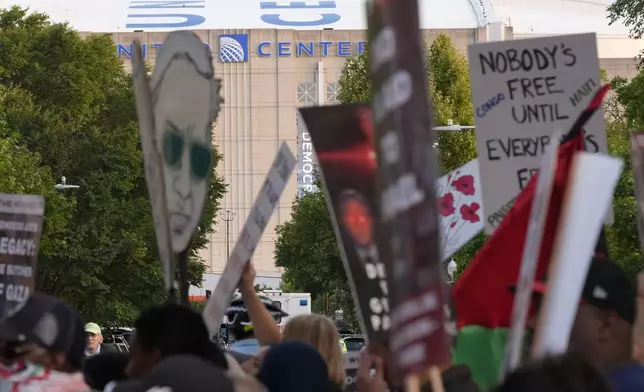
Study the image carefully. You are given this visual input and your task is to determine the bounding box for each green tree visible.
[604,71,644,277]
[608,1,644,66]
[0,6,226,325]
[0,133,75,263]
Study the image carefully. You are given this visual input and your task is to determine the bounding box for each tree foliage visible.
[608,0,644,66]
[605,71,644,277]
[0,6,226,325]
[276,35,483,328]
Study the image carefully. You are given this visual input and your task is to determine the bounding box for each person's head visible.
[0,292,85,373]
[493,353,610,392]
[524,257,635,371]
[84,351,128,390]
[282,314,345,386]
[257,341,332,392]
[114,355,235,392]
[226,295,287,342]
[84,322,103,353]
[126,303,227,379]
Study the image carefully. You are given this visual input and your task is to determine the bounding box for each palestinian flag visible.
[450,84,611,390]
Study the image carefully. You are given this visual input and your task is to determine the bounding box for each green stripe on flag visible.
[452,326,509,391]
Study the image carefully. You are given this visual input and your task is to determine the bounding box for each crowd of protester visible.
[1,260,644,392]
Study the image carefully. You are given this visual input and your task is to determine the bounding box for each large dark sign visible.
[299,104,390,344]
[0,194,44,321]
[366,0,451,377]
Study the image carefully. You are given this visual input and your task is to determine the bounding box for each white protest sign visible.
[502,130,561,377]
[532,152,622,359]
[437,159,484,260]
[203,143,296,334]
[468,33,609,233]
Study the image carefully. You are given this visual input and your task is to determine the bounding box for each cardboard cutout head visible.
[151,31,222,252]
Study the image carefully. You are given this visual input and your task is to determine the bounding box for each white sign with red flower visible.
[436,159,484,260]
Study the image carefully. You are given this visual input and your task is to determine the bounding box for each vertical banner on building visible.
[367,0,451,379]
[297,112,319,198]
[299,104,390,344]
[467,33,610,233]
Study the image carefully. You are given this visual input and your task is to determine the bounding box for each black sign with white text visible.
[299,104,390,344]
[0,194,44,321]
[367,0,451,378]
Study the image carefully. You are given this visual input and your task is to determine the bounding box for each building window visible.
[326,83,339,103]
[297,83,317,107]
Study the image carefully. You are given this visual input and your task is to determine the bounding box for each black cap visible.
[579,257,635,324]
[113,355,234,392]
[0,292,86,367]
[510,257,636,324]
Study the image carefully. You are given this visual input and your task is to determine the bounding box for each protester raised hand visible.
[238,261,257,293]
[357,351,387,392]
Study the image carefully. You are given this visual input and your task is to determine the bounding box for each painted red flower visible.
[460,202,481,223]
[439,193,455,217]
[452,175,475,196]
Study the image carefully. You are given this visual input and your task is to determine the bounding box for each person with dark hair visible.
[84,351,128,390]
[493,353,611,392]
[0,292,90,391]
[257,341,332,392]
[518,257,644,392]
[125,302,227,379]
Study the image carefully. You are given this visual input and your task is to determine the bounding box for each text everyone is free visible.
[476,45,577,124]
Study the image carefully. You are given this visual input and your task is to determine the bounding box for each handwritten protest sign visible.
[468,33,609,233]
[0,194,44,321]
[202,143,295,335]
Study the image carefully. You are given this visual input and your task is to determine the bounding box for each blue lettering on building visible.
[255,40,367,58]
[259,0,341,27]
[125,0,205,29]
[117,42,211,58]
[118,38,367,59]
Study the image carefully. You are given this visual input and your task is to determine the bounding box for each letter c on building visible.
[258,42,271,57]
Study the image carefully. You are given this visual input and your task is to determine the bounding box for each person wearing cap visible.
[84,322,117,357]
[518,256,644,392]
[0,292,91,391]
